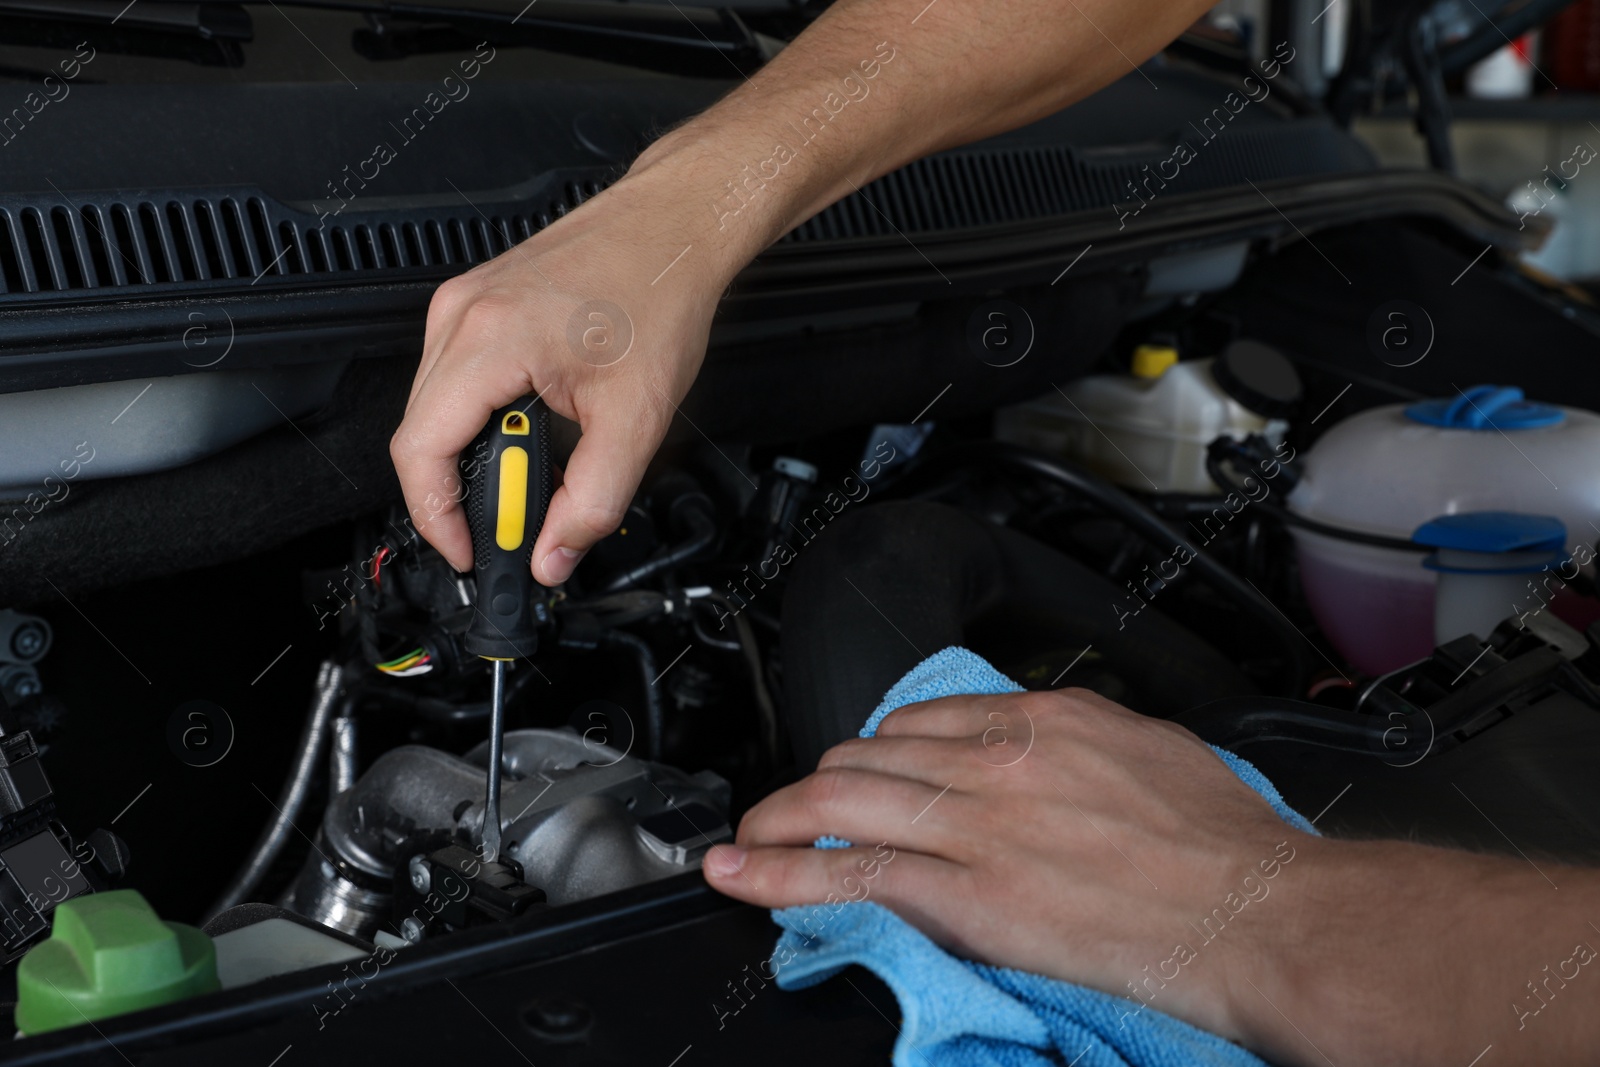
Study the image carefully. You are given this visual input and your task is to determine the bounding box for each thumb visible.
[532,398,666,586]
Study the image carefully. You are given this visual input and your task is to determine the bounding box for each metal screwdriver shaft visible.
[461,396,552,868]
[484,660,507,862]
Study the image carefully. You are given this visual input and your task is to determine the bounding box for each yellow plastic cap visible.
[1131,344,1178,379]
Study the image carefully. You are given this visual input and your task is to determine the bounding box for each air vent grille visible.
[0,175,609,297]
[784,125,1371,242]
[0,124,1368,298]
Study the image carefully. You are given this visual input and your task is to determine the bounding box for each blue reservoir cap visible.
[1404,385,1564,430]
[1413,511,1566,553]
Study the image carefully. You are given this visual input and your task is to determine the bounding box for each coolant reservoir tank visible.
[993,340,1297,494]
[1287,385,1600,674]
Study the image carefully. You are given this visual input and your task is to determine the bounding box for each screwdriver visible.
[462,395,553,864]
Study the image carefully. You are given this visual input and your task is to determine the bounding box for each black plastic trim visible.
[4,871,738,1064]
[0,169,1533,394]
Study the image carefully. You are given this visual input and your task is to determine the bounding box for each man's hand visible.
[703,688,1600,1066]
[390,172,738,585]
[705,689,1297,1042]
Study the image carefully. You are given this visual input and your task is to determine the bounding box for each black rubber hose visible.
[604,630,663,760]
[1205,440,1424,553]
[901,443,1312,692]
[602,507,717,592]
[1171,695,1420,754]
[705,591,779,759]
[690,601,743,652]
[205,660,342,922]
[781,501,1255,769]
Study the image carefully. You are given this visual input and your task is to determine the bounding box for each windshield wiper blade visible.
[0,0,252,39]
[0,0,778,77]
[356,0,777,77]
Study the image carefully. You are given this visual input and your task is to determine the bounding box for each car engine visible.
[2,6,1599,1056]
[6,279,1600,1060]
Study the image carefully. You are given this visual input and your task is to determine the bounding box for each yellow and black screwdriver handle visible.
[462,396,553,661]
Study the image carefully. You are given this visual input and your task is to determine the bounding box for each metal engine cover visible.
[297,729,731,938]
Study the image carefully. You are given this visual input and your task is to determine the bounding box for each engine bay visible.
[3,206,1600,1064]
[0,6,1599,1045]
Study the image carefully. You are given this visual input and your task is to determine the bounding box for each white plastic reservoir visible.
[995,342,1291,494]
[1287,386,1600,675]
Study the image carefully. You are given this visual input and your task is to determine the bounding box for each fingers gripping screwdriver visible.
[462,396,553,864]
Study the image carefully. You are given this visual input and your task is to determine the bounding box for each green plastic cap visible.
[15,889,220,1036]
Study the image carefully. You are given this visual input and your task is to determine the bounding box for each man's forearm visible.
[1234,838,1600,1066]
[620,0,1216,286]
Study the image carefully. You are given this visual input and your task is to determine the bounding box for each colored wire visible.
[375,647,433,676]
[371,545,392,589]
[382,662,434,677]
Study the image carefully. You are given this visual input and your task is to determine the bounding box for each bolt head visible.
[12,624,45,659]
[400,917,425,943]
[408,856,429,893]
[522,997,593,1042]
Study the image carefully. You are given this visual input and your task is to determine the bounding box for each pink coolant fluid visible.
[1293,541,1435,675]
[1287,386,1600,677]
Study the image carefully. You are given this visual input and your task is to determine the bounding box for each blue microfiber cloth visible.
[770,646,1316,1067]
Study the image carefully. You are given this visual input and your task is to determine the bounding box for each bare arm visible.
[391,0,1216,580]
[705,689,1600,1066]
